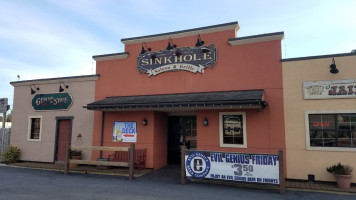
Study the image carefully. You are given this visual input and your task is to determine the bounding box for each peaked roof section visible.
[92,21,284,61]
[86,90,267,111]
[121,21,239,45]
[228,32,284,46]
[10,75,99,86]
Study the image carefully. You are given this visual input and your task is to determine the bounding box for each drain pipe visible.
[100,111,105,158]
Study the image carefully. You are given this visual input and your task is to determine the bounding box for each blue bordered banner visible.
[185,150,280,184]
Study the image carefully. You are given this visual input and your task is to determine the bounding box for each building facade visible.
[88,22,286,170]
[10,75,99,162]
[282,53,356,183]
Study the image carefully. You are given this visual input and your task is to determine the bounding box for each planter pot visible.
[334,174,352,189]
[69,156,81,168]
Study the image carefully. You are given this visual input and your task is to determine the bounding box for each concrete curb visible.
[1,163,148,177]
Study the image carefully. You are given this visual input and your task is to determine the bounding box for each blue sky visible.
[1,0,356,114]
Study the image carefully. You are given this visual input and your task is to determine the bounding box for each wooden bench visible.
[108,148,146,170]
[64,144,136,180]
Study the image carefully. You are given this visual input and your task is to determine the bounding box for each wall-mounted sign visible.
[113,122,137,142]
[137,44,217,77]
[32,93,72,111]
[0,98,8,113]
[303,79,356,99]
[185,150,279,184]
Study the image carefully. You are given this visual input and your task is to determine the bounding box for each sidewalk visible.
[6,162,356,194]
[7,161,151,177]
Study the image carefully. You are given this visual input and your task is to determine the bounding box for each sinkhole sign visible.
[137,44,217,77]
[185,150,280,184]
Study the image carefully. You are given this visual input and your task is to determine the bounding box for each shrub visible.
[326,162,353,175]
[1,145,21,163]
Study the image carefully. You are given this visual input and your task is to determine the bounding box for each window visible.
[307,113,356,149]
[28,116,42,141]
[183,118,197,150]
[219,112,247,148]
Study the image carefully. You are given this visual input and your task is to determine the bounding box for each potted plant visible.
[326,162,353,189]
[69,150,82,168]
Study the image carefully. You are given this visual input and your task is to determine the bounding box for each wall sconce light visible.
[140,42,151,55]
[30,84,39,95]
[203,117,208,126]
[175,49,182,56]
[195,34,205,47]
[142,118,148,126]
[150,53,157,61]
[59,82,69,92]
[330,57,339,74]
[202,48,210,53]
[166,37,177,50]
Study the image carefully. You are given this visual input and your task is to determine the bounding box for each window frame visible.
[219,112,247,148]
[27,116,43,141]
[305,110,356,152]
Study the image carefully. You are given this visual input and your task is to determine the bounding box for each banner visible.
[113,122,137,142]
[185,150,279,184]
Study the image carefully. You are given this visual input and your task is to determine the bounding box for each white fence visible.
[0,128,11,162]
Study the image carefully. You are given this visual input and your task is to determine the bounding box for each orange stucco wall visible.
[92,28,285,170]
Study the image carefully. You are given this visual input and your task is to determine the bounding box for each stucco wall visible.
[91,111,168,169]
[283,54,356,183]
[11,77,97,162]
[92,27,285,169]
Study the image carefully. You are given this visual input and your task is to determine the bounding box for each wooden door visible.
[56,120,72,161]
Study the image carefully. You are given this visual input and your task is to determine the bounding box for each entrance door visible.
[56,119,72,162]
[167,116,196,165]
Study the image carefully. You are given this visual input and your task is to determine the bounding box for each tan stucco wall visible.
[10,76,97,162]
[282,54,356,183]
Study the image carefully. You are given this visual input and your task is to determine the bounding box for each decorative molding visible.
[10,75,99,87]
[228,32,284,46]
[121,22,240,45]
[92,52,129,61]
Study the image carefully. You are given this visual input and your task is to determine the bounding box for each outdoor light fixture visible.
[195,34,205,47]
[202,48,210,53]
[30,84,39,95]
[140,42,151,55]
[142,118,148,126]
[175,49,182,56]
[150,53,157,60]
[203,117,208,126]
[166,37,177,50]
[330,57,339,74]
[59,82,69,92]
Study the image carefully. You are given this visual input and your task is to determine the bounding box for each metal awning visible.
[85,90,267,111]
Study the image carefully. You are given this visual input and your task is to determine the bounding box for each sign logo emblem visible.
[186,152,211,178]
[137,44,217,77]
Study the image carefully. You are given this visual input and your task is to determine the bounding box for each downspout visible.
[100,111,105,158]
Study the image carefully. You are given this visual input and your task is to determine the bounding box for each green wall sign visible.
[32,93,73,111]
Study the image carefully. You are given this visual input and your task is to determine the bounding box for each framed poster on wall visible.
[113,122,137,142]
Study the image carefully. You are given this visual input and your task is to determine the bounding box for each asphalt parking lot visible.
[0,165,355,200]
